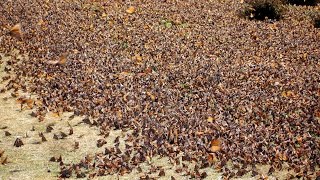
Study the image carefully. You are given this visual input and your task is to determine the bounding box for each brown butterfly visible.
[46,53,67,65]
[9,23,23,39]
[14,138,24,147]
[210,139,221,152]
[16,96,33,110]
[1,156,8,165]
[39,132,47,142]
[0,150,4,157]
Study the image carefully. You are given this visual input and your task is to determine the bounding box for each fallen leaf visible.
[126,6,135,14]
[207,116,214,123]
[165,21,172,28]
[210,139,221,152]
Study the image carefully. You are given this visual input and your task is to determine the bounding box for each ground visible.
[0,0,319,179]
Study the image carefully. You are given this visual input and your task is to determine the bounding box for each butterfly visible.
[46,53,68,65]
[210,139,221,152]
[9,23,23,39]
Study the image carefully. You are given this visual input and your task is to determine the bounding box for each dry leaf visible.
[126,6,135,14]
[9,23,23,39]
[210,139,221,152]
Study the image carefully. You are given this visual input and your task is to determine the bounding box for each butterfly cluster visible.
[0,0,319,179]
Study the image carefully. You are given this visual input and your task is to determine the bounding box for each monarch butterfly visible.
[9,23,23,39]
